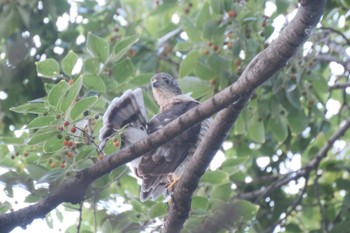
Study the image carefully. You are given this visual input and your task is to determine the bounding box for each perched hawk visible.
[99,73,211,201]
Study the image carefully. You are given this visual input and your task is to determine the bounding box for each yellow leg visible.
[167,174,180,192]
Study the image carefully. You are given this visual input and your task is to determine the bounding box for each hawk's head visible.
[151,73,182,108]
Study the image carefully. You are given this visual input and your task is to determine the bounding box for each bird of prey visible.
[99,73,211,201]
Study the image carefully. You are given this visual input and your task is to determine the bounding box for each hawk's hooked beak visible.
[152,80,160,88]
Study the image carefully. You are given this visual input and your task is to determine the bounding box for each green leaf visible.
[10,102,48,114]
[201,170,228,184]
[35,58,60,78]
[194,60,217,80]
[247,114,265,143]
[211,183,233,201]
[70,96,98,120]
[286,88,301,109]
[26,116,56,129]
[62,50,79,76]
[221,158,249,169]
[44,137,64,153]
[211,0,223,14]
[86,32,109,63]
[60,76,83,112]
[28,127,57,145]
[26,164,49,180]
[179,51,200,78]
[232,200,259,221]
[55,209,63,223]
[203,20,218,40]
[101,219,113,233]
[192,196,209,210]
[178,76,211,99]
[207,53,230,73]
[120,175,139,197]
[84,57,100,74]
[287,111,308,134]
[276,0,289,14]
[37,168,64,184]
[0,137,25,145]
[82,74,106,92]
[0,202,11,214]
[112,58,135,83]
[48,80,69,108]
[110,35,139,63]
[269,116,288,142]
[181,16,201,42]
[196,3,210,29]
[149,203,167,218]
[234,114,246,135]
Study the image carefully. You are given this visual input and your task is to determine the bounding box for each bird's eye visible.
[164,79,170,84]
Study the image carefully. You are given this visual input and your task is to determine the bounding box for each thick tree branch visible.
[163,0,326,232]
[0,0,326,232]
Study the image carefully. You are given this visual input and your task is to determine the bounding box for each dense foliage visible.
[0,0,349,232]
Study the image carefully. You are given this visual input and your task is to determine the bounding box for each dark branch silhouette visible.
[0,0,326,232]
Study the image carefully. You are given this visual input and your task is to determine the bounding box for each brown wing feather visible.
[138,101,201,200]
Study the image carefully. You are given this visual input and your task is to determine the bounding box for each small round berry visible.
[50,161,56,169]
[63,140,69,146]
[228,10,237,18]
[64,121,69,127]
[113,140,120,148]
[70,127,76,133]
[235,59,241,67]
[67,151,74,158]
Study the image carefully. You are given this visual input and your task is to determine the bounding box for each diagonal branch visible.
[0,0,326,232]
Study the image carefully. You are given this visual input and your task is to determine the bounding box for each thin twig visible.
[262,174,310,233]
[330,82,350,90]
[319,27,350,45]
[314,168,329,233]
[77,201,83,233]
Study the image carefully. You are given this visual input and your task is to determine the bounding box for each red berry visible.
[228,10,237,18]
[68,141,74,147]
[67,151,74,158]
[64,121,69,127]
[60,162,65,169]
[50,162,56,168]
[63,140,69,146]
[70,127,76,133]
[57,126,64,131]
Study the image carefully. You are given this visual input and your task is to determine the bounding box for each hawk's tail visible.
[99,88,148,151]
